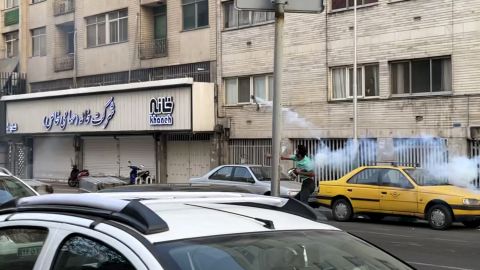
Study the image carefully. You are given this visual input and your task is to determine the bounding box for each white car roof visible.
[1,192,339,244]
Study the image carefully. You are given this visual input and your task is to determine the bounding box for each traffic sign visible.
[235,0,324,13]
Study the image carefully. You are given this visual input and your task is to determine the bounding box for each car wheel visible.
[264,191,271,196]
[332,198,353,222]
[462,220,480,228]
[427,204,452,230]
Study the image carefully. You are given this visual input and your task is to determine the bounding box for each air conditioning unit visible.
[468,126,480,140]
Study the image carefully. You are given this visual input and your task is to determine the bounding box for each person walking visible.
[281,145,316,204]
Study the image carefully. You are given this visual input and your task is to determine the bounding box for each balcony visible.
[54,54,74,72]
[0,72,26,95]
[3,7,19,28]
[54,0,75,16]
[138,38,167,60]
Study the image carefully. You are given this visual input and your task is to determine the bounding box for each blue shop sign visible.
[149,96,174,126]
[43,97,116,131]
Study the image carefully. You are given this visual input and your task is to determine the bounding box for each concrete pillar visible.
[74,136,83,169]
[448,138,468,158]
[377,137,395,163]
[156,134,167,184]
[210,133,221,169]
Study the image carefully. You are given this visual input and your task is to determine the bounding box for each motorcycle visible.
[68,165,90,187]
[128,161,152,185]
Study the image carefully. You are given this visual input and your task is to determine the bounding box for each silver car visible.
[190,165,302,197]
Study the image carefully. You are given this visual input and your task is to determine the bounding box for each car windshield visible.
[404,169,450,186]
[0,176,36,204]
[249,167,290,181]
[154,230,413,270]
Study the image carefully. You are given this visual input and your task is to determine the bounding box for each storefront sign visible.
[149,96,174,126]
[43,97,116,131]
[6,123,18,134]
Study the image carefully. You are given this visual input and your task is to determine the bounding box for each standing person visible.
[281,145,315,204]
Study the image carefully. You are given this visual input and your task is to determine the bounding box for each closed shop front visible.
[33,137,75,180]
[3,79,216,181]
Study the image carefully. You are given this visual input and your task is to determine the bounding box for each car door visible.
[0,224,51,270]
[41,224,149,270]
[206,166,235,187]
[345,168,381,212]
[378,169,418,214]
[230,167,263,194]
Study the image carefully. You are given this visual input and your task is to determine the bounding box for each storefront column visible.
[156,134,167,184]
[74,136,83,169]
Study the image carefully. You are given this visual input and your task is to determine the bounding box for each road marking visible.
[408,262,473,270]
[349,230,413,238]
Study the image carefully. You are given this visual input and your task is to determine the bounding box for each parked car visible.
[317,165,480,230]
[0,168,38,204]
[190,165,302,197]
[0,192,414,269]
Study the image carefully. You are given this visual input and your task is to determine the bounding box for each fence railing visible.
[0,72,26,95]
[138,38,168,60]
[54,54,74,72]
[54,0,75,16]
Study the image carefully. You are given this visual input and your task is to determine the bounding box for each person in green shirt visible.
[281,145,316,204]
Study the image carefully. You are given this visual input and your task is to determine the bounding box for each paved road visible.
[323,216,480,270]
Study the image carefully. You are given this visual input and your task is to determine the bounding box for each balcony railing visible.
[54,54,74,72]
[138,38,167,60]
[0,72,26,95]
[3,7,19,27]
[54,0,75,16]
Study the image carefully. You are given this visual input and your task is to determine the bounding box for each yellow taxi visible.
[317,165,480,230]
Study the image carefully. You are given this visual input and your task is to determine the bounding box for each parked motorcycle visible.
[68,165,90,187]
[128,161,152,185]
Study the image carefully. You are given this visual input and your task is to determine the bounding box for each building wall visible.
[220,0,480,149]
[24,0,217,84]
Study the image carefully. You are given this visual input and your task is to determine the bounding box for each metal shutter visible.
[118,136,156,180]
[83,137,119,177]
[33,137,75,180]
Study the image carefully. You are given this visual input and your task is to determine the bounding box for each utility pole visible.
[271,0,285,197]
[353,0,358,142]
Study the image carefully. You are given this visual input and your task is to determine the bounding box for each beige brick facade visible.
[219,0,480,156]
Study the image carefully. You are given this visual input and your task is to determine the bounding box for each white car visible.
[0,168,38,204]
[0,192,414,270]
[190,165,302,197]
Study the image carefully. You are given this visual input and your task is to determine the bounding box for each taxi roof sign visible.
[235,0,324,13]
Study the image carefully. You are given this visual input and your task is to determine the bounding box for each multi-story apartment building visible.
[1,0,219,182]
[219,0,480,180]
[2,0,480,184]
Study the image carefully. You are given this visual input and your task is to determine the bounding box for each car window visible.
[0,176,36,204]
[232,167,254,183]
[380,169,413,189]
[348,169,380,185]
[0,227,48,270]
[51,234,135,270]
[154,230,413,270]
[209,167,234,181]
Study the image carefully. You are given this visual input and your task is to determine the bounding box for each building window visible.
[4,0,18,9]
[331,64,379,100]
[225,74,273,105]
[31,27,47,57]
[86,9,128,48]
[331,0,378,11]
[4,31,18,58]
[182,0,208,30]
[223,1,274,29]
[391,57,452,95]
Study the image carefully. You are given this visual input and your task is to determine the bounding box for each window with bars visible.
[331,0,378,11]
[331,64,379,100]
[391,57,452,95]
[31,27,47,57]
[182,0,208,30]
[86,9,128,48]
[223,1,274,29]
[225,74,273,105]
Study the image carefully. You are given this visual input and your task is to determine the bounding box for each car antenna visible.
[185,203,275,229]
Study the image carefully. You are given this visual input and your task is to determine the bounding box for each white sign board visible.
[235,0,324,13]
